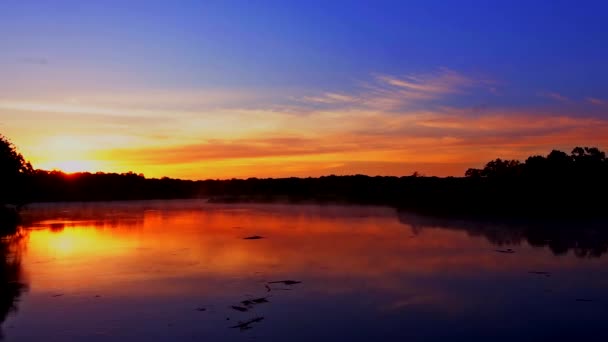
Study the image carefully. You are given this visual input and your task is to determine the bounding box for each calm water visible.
[1,200,608,341]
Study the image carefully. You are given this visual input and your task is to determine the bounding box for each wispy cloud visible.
[97,104,608,178]
[587,97,606,106]
[0,88,270,116]
[297,68,493,110]
[301,93,357,104]
[539,91,570,103]
[374,68,475,96]
[0,101,150,117]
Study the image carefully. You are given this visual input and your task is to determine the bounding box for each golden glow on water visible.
[30,227,133,257]
[4,202,608,341]
[21,203,593,297]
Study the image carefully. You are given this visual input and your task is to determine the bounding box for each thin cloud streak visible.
[539,91,570,103]
[587,97,606,106]
[296,68,493,111]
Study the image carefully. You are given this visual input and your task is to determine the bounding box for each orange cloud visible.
[91,109,608,179]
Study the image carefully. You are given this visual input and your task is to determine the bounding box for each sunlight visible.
[39,229,101,256]
[28,135,112,173]
[29,226,137,258]
[39,160,103,173]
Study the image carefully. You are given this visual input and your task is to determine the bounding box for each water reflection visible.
[2,201,608,341]
[400,212,608,258]
[0,228,27,340]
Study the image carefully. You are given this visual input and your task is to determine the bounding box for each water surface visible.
[2,200,608,341]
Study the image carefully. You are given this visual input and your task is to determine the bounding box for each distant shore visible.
[18,172,608,221]
[4,146,608,222]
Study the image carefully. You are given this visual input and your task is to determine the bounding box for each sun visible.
[27,135,112,173]
[40,160,102,173]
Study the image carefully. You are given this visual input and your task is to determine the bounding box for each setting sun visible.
[25,135,116,174]
[38,160,103,174]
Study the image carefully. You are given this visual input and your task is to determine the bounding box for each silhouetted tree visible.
[545,150,567,162]
[464,167,483,178]
[465,158,523,178]
[566,147,607,181]
[570,146,605,163]
[0,135,33,206]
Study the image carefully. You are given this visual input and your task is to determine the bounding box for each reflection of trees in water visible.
[0,228,27,340]
[399,211,608,258]
[19,203,147,232]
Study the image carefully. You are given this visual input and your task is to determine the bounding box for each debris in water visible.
[230,316,265,331]
[244,236,264,240]
[242,297,269,307]
[529,271,551,277]
[495,249,515,254]
[575,298,595,302]
[265,284,271,292]
[52,294,64,297]
[251,297,269,304]
[268,280,302,285]
[195,307,207,312]
[231,305,249,312]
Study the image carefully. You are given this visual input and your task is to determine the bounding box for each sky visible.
[1,0,607,179]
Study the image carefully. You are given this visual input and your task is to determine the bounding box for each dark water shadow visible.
[399,211,608,258]
[0,222,27,340]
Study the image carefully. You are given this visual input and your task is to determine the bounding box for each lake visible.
[1,200,608,341]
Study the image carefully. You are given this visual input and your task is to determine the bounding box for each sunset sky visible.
[1,1,607,179]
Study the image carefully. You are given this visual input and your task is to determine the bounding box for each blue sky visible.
[1,0,607,177]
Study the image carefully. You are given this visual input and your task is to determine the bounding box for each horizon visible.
[2,1,608,178]
[19,144,606,182]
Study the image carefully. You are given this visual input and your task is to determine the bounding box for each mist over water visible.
[1,200,607,341]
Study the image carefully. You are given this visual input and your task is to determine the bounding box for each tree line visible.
[2,134,608,220]
[465,147,607,179]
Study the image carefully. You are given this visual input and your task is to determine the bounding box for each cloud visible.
[96,104,608,179]
[103,137,353,165]
[297,68,493,110]
[539,91,570,103]
[0,88,271,117]
[0,101,150,117]
[587,97,606,106]
[301,93,357,104]
[375,68,474,96]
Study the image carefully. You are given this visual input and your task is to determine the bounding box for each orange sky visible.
[3,69,608,179]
